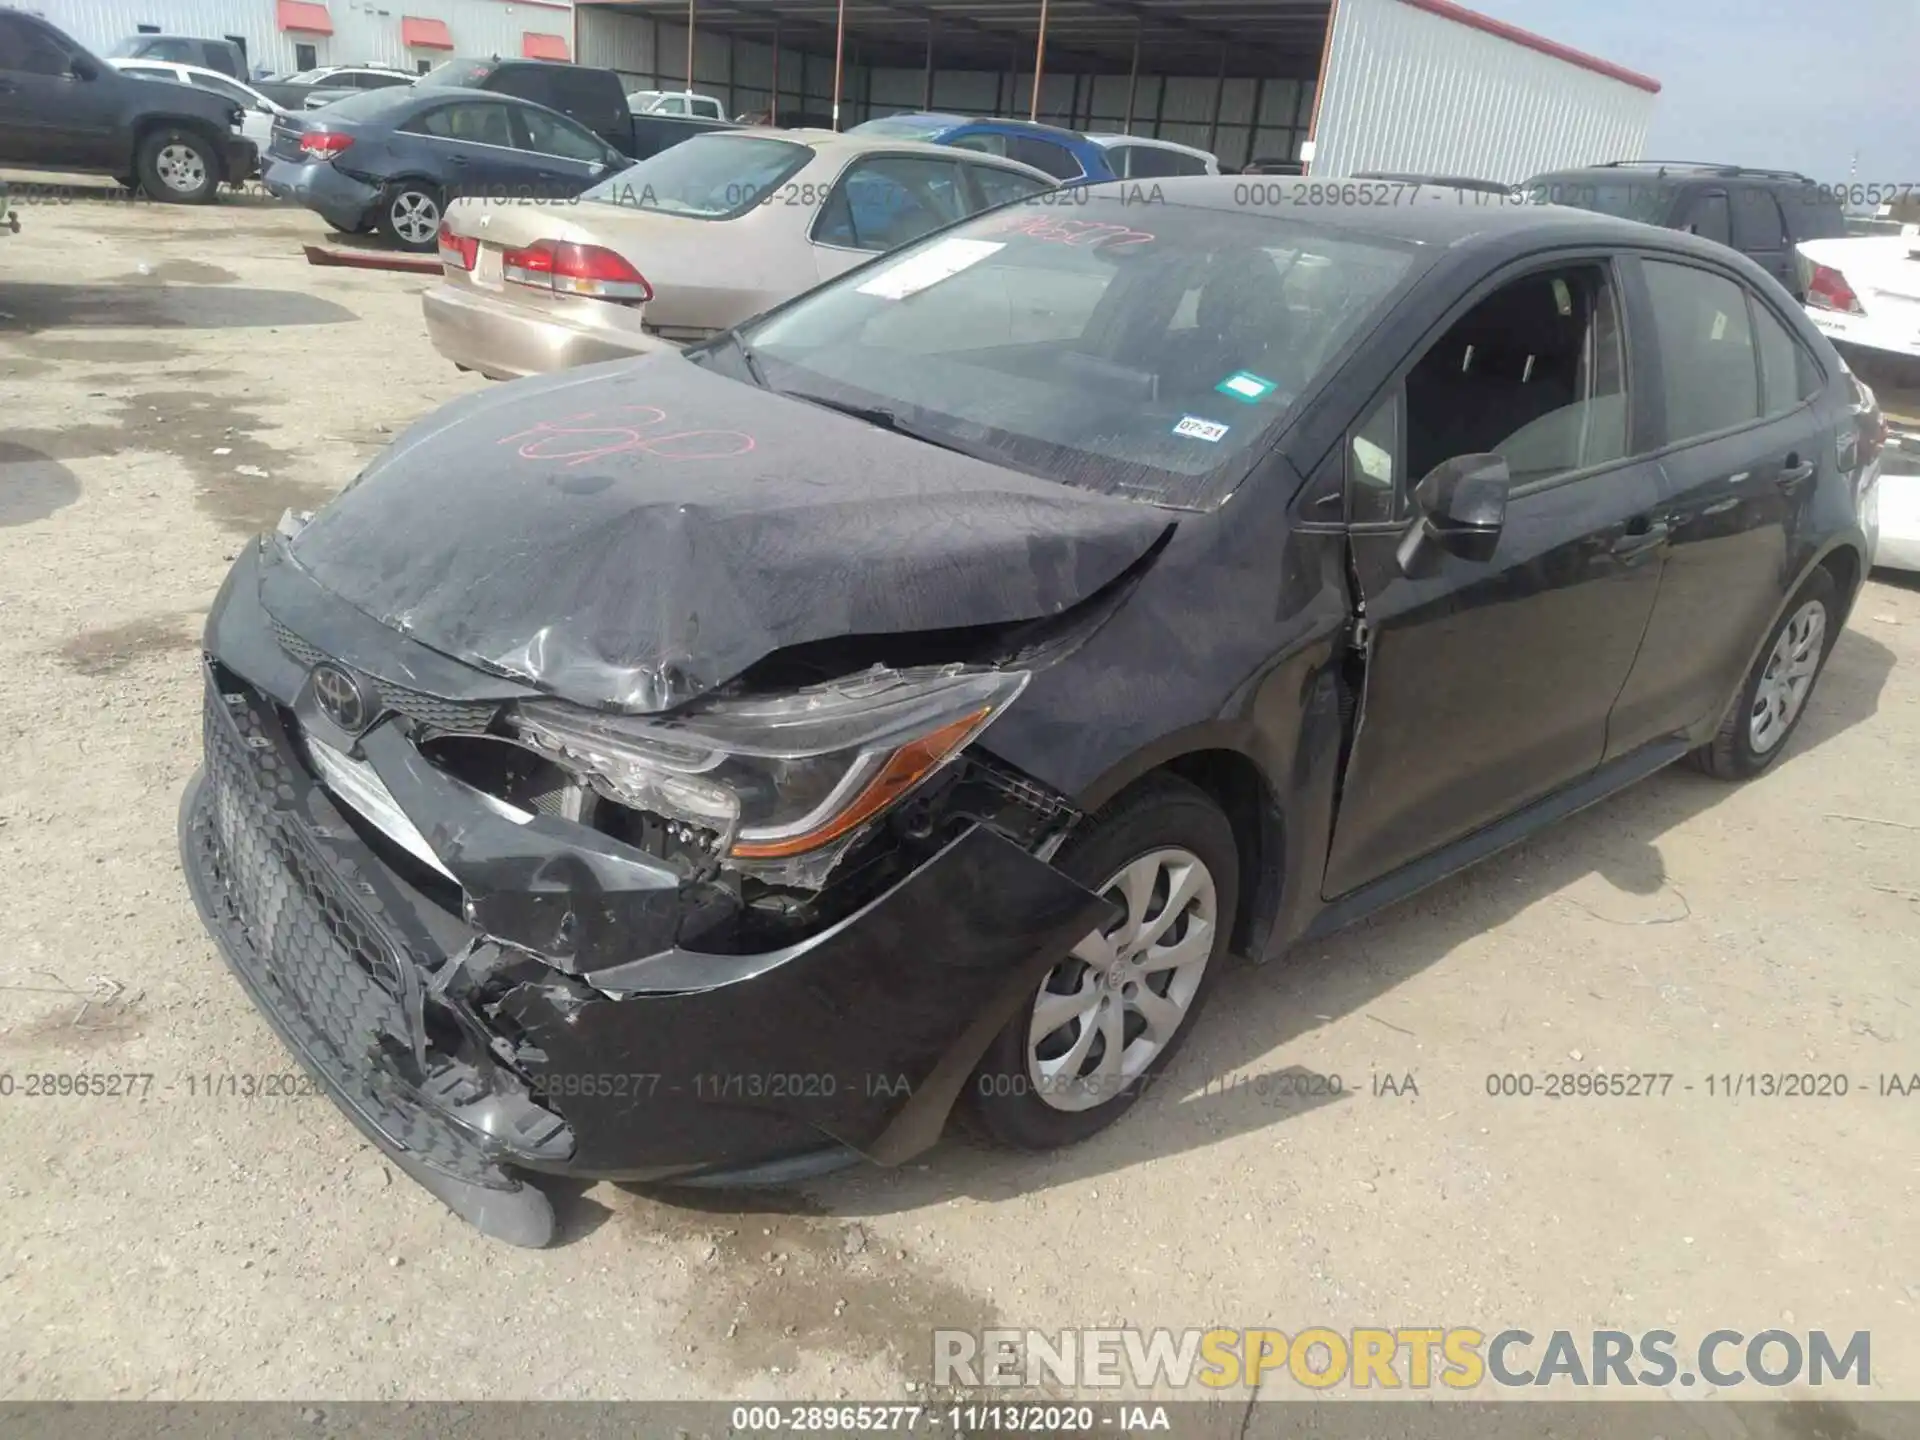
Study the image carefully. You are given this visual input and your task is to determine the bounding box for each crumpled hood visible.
[286,353,1172,712]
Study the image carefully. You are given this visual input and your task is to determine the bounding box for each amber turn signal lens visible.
[727,707,992,860]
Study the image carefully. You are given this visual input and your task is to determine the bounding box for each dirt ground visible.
[2,180,1919,1407]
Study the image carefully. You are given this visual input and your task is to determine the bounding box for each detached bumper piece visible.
[180,592,1107,1244]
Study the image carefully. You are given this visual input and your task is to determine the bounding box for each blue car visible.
[845,112,1116,183]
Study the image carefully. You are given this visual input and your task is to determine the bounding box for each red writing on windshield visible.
[496,406,756,466]
[990,212,1156,252]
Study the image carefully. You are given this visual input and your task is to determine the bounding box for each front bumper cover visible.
[178,542,1109,1244]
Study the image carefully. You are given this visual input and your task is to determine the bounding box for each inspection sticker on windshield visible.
[1173,416,1230,443]
[1215,371,1278,403]
[856,239,1006,300]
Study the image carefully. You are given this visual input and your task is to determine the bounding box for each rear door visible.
[0,14,117,168]
[400,99,533,197]
[1324,254,1669,897]
[1605,256,1832,754]
[509,104,615,199]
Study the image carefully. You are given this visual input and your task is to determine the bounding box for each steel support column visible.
[922,17,935,109]
[831,0,847,129]
[1206,41,1227,154]
[771,16,780,123]
[1029,0,1050,122]
[1122,22,1139,131]
[685,0,695,92]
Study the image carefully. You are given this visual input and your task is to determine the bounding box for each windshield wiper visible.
[721,328,768,388]
[781,390,979,459]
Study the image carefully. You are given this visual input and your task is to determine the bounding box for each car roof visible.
[694,125,1058,179]
[111,56,259,83]
[877,111,1091,143]
[1077,175,1770,255]
[1085,133,1214,158]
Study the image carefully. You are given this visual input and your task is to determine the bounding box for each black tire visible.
[134,128,221,205]
[1690,567,1839,780]
[375,181,444,252]
[963,775,1240,1151]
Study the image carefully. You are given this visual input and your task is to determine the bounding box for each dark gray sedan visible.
[261,85,625,250]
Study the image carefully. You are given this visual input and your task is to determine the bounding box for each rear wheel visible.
[377,182,443,252]
[135,129,220,204]
[963,776,1238,1151]
[1691,567,1838,780]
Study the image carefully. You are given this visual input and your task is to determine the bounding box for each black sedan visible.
[181,182,1873,1245]
[260,85,625,251]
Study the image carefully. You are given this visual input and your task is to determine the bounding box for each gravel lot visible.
[3,182,1919,1405]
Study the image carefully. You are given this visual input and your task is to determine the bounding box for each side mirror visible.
[1398,452,1510,569]
[69,55,99,81]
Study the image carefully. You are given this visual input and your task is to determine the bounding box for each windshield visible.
[582,134,813,218]
[1525,174,1674,225]
[418,58,491,88]
[734,196,1415,510]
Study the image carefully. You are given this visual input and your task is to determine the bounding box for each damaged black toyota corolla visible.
[183,181,1871,1245]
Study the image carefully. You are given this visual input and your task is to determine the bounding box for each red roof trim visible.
[401,15,453,48]
[521,30,570,60]
[275,0,334,35]
[1396,0,1662,94]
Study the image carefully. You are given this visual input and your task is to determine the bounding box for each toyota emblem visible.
[311,662,372,734]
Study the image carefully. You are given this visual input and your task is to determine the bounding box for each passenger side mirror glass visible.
[70,55,99,81]
[1400,452,1510,568]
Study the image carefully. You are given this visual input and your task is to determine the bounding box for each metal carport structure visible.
[571,0,1659,178]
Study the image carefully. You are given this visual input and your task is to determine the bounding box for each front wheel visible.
[376,182,443,252]
[1691,567,1839,779]
[963,776,1239,1151]
[135,129,220,204]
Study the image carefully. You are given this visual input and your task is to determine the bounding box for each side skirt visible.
[1302,736,1691,943]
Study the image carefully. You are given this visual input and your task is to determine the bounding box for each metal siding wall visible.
[39,0,570,73]
[1311,0,1654,183]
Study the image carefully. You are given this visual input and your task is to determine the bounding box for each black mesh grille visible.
[272,620,499,734]
[187,677,510,1184]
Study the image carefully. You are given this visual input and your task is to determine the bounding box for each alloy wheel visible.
[389,191,440,245]
[155,143,208,195]
[1749,599,1826,754]
[1026,847,1217,1113]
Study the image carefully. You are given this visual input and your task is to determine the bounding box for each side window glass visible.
[1348,389,1400,524]
[0,17,77,74]
[813,156,966,252]
[517,107,605,161]
[410,103,514,148]
[1009,136,1082,180]
[1731,190,1788,251]
[1752,299,1816,415]
[947,132,1007,158]
[1126,146,1198,178]
[1642,260,1762,443]
[1403,264,1629,487]
[1683,191,1731,246]
[967,162,1051,210]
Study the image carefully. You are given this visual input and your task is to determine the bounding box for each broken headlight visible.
[510,666,1029,884]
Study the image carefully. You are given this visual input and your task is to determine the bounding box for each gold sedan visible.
[423,128,1056,380]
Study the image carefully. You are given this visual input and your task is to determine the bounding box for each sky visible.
[1463,0,1920,186]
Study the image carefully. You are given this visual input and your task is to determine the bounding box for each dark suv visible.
[1523,161,1848,302]
[0,8,255,202]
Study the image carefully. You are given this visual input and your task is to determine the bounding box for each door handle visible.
[1778,455,1816,493]
[0,79,17,93]
[1611,519,1670,560]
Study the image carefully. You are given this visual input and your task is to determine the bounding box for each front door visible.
[0,14,117,168]
[1324,258,1669,897]
[1605,258,1830,754]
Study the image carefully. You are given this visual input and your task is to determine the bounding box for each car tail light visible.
[437,222,477,271]
[1806,262,1864,314]
[501,240,653,303]
[298,131,354,159]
